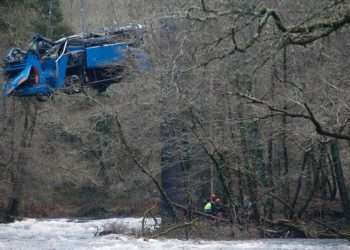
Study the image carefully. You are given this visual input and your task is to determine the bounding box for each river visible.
[0,218,348,250]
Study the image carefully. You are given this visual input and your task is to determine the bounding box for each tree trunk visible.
[237,104,260,224]
[5,99,37,221]
[280,47,290,216]
[266,137,274,220]
[329,140,350,223]
[318,143,329,200]
[159,115,183,222]
[297,150,320,219]
[281,112,290,205]
[289,150,309,219]
[327,152,338,201]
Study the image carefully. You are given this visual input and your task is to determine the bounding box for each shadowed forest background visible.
[1,0,350,239]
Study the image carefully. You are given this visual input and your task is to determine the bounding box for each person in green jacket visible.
[204,199,213,214]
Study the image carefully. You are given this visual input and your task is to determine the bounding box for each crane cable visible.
[80,0,87,37]
[110,0,119,27]
[48,0,53,38]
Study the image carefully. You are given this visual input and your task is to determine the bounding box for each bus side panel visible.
[55,54,70,88]
[86,43,128,69]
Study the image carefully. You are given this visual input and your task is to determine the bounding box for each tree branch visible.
[114,112,179,221]
[238,93,350,141]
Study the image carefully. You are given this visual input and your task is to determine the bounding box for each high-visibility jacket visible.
[204,202,212,212]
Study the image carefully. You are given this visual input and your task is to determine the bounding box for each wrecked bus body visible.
[2,24,147,97]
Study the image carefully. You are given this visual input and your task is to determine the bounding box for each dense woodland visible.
[1,0,350,239]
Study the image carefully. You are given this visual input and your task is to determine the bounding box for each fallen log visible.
[150,219,198,239]
[263,219,308,237]
[262,218,350,240]
[312,219,350,240]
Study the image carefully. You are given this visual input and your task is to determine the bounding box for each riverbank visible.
[150,220,350,242]
[0,218,349,250]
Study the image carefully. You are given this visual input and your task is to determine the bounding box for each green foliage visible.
[32,0,72,39]
[0,0,25,6]
[0,0,71,41]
